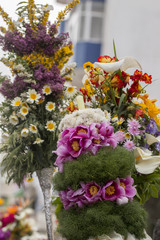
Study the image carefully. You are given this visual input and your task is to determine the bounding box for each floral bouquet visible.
[0,200,46,240]
[0,0,79,239]
[52,108,151,240]
[80,46,160,204]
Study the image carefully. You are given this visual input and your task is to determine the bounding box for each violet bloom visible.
[115,131,125,143]
[67,136,92,158]
[54,145,73,172]
[57,128,75,147]
[102,180,125,201]
[99,122,114,138]
[124,140,135,151]
[81,182,102,203]
[71,125,90,139]
[0,228,11,240]
[118,176,137,200]
[1,213,15,227]
[127,119,141,136]
[155,142,160,151]
[60,187,87,209]
[146,119,160,136]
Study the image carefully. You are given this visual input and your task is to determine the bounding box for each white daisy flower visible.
[33,138,44,144]
[9,115,19,125]
[42,85,52,95]
[45,121,56,132]
[29,124,38,133]
[20,106,29,116]
[17,112,26,120]
[65,86,77,98]
[22,102,29,108]
[11,97,22,107]
[21,128,29,137]
[45,102,55,112]
[27,89,41,104]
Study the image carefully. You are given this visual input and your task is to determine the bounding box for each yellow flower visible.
[42,85,52,95]
[29,124,37,133]
[45,120,56,132]
[45,102,55,111]
[26,177,34,182]
[0,198,4,205]
[139,94,160,124]
[55,0,80,27]
[83,62,93,70]
[124,132,131,139]
[20,107,29,116]
[11,97,22,107]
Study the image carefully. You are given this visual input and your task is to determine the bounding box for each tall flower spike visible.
[54,0,80,28]
[40,4,50,26]
[28,0,37,30]
[0,6,16,30]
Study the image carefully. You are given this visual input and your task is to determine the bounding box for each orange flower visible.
[98,55,112,63]
[139,94,160,124]
[7,205,18,214]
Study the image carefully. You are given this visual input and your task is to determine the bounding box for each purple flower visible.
[118,176,136,200]
[102,181,125,201]
[146,119,159,135]
[124,140,135,150]
[155,142,160,151]
[72,125,90,138]
[127,119,141,136]
[59,187,87,209]
[81,182,102,203]
[0,228,11,240]
[115,131,125,143]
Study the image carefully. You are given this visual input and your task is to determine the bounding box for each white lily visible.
[145,133,160,145]
[94,57,142,73]
[134,147,160,174]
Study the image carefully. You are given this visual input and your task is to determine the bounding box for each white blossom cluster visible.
[59,108,108,132]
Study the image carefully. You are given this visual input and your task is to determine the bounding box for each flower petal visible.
[145,133,159,145]
[94,57,142,73]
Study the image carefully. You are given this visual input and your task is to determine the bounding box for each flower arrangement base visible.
[36,167,54,240]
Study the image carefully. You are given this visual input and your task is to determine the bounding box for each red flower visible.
[130,70,152,84]
[135,109,145,119]
[97,55,112,63]
[2,213,15,227]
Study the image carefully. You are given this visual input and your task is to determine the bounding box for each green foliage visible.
[57,201,146,240]
[53,146,135,191]
[133,170,160,204]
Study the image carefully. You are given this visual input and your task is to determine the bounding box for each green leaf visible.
[150,184,159,198]
[118,93,126,109]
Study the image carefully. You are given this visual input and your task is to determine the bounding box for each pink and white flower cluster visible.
[54,122,118,172]
[59,176,136,210]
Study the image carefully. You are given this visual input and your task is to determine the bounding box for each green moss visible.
[53,146,135,191]
[57,201,146,240]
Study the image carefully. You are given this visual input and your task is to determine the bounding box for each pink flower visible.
[115,131,125,143]
[118,176,137,200]
[81,182,102,203]
[124,140,135,150]
[102,181,125,201]
[127,119,141,136]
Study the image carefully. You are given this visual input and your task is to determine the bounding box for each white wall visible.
[102,0,160,104]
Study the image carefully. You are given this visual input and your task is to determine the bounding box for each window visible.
[92,1,104,12]
[90,17,103,39]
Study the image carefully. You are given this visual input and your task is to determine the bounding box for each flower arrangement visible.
[0,201,46,240]
[79,46,160,204]
[0,0,80,186]
[52,108,149,240]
